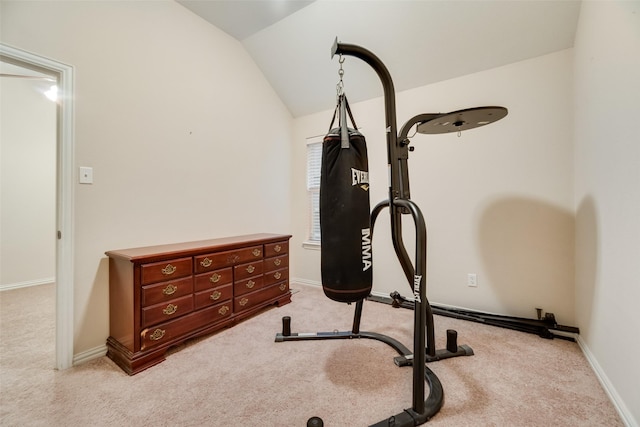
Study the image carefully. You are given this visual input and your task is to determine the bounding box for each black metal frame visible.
[368,292,580,341]
[275,40,473,426]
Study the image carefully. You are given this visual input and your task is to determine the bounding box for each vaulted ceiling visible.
[182,1,580,117]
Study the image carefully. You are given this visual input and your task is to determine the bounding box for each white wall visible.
[292,49,575,325]
[573,1,640,425]
[2,1,638,422]
[1,0,292,354]
[0,77,56,288]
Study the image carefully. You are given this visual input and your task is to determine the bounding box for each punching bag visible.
[320,95,373,303]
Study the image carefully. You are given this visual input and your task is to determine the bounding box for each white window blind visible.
[306,139,322,243]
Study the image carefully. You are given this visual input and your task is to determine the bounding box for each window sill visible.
[302,241,321,250]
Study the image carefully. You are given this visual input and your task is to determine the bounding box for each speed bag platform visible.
[320,125,373,303]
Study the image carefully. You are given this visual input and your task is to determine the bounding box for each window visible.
[306,137,322,246]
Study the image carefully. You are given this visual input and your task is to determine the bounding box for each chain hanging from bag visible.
[328,55,358,149]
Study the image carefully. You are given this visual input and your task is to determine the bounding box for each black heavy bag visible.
[320,94,372,303]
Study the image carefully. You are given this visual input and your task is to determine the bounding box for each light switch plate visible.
[79,167,93,184]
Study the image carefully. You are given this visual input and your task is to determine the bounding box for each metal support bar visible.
[332,39,443,425]
[352,300,364,334]
[331,38,408,202]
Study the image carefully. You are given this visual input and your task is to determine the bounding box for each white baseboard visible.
[576,336,637,427]
[73,345,107,366]
[290,278,321,288]
[0,277,55,292]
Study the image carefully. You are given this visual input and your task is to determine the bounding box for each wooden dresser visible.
[105,233,291,375]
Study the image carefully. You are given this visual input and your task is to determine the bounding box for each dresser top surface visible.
[106,233,291,262]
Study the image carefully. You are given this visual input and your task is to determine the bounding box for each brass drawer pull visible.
[239,297,249,307]
[161,264,177,275]
[274,272,282,280]
[274,259,282,266]
[246,280,255,289]
[210,273,221,283]
[162,284,177,295]
[246,265,255,274]
[200,258,212,268]
[210,290,222,301]
[252,248,261,257]
[279,283,287,291]
[150,329,165,341]
[163,304,178,315]
[274,245,282,253]
[218,305,229,316]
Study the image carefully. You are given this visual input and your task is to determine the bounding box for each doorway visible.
[0,44,74,370]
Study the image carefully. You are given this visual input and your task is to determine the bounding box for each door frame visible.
[1,43,74,370]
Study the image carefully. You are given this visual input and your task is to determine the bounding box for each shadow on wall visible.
[476,196,575,322]
[574,195,598,338]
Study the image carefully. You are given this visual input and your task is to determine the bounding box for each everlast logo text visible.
[351,168,369,191]
[413,275,422,302]
[362,228,372,271]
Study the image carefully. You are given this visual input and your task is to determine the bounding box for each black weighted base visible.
[276,314,449,427]
[446,329,458,353]
[278,323,471,369]
[369,371,443,427]
[394,344,474,367]
[282,316,291,337]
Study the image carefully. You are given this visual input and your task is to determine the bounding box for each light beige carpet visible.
[0,283,623,426]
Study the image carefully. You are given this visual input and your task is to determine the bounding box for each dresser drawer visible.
[194,283,232,309]
[264,241,288,257]
[141,294,194,328]
[194,253,228,272]
[194,267,233,292]
[140,302,232,351]
[194,245,263,273]
[263,268,288,287]
[234,275,264,297]
[234,282,289,313]
[264,255,289,273]
[234,260,263,281]
[233,245,264,262]
[141,257,192,285]
[141,276,193,307]
[266,281,290,298]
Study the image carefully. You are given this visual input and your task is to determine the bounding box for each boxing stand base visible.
[275,317,473,367]
[275,302,473,427]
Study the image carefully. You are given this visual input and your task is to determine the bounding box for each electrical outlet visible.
[467,273,477,287]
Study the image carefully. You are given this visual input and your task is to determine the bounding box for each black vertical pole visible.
[395,198,427,413]
[352,300,364,334]
[332,39,436,419]
[331,40,415,284]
